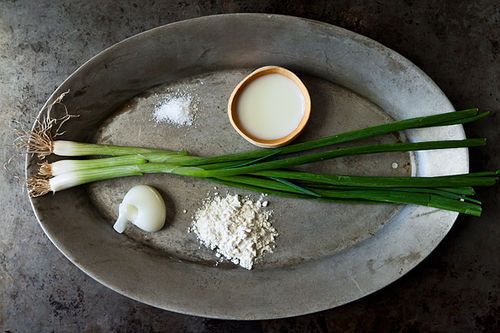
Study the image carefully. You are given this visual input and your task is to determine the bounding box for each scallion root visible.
[16,90,78,159]
[27,177,51,197]
[38,162,52,178]
[18,126,55,159]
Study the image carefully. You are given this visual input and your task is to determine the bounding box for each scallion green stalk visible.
[178,109,489,166]
[196,139,486,178]
[210,177,482,216]
[46,109,484,164]
[252,170,498,188]
[312,188,482,216]
[42,155,148,177]
[52,141,188,157]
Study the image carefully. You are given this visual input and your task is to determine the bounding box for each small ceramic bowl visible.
[228,65,311,148]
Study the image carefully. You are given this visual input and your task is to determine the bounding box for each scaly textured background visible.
[0,1,498,332]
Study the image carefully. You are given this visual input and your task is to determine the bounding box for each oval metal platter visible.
[27,14,468,319]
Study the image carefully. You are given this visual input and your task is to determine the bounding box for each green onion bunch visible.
[27,108,499,216]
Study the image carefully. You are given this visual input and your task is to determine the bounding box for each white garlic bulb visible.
[113,185,166,233]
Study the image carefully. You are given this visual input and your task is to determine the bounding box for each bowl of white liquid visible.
[228,66,311,148]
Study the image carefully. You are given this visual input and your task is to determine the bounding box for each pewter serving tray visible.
[27,14,467,319]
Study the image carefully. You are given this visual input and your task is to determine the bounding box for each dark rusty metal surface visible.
[1,0,498,331]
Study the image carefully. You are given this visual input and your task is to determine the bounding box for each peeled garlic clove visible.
[113,185,166,233]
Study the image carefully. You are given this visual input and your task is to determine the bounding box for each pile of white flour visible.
[190,194,277,270]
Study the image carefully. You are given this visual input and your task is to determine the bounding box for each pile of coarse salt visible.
[190,193,277,270]
[153,94,195,127]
